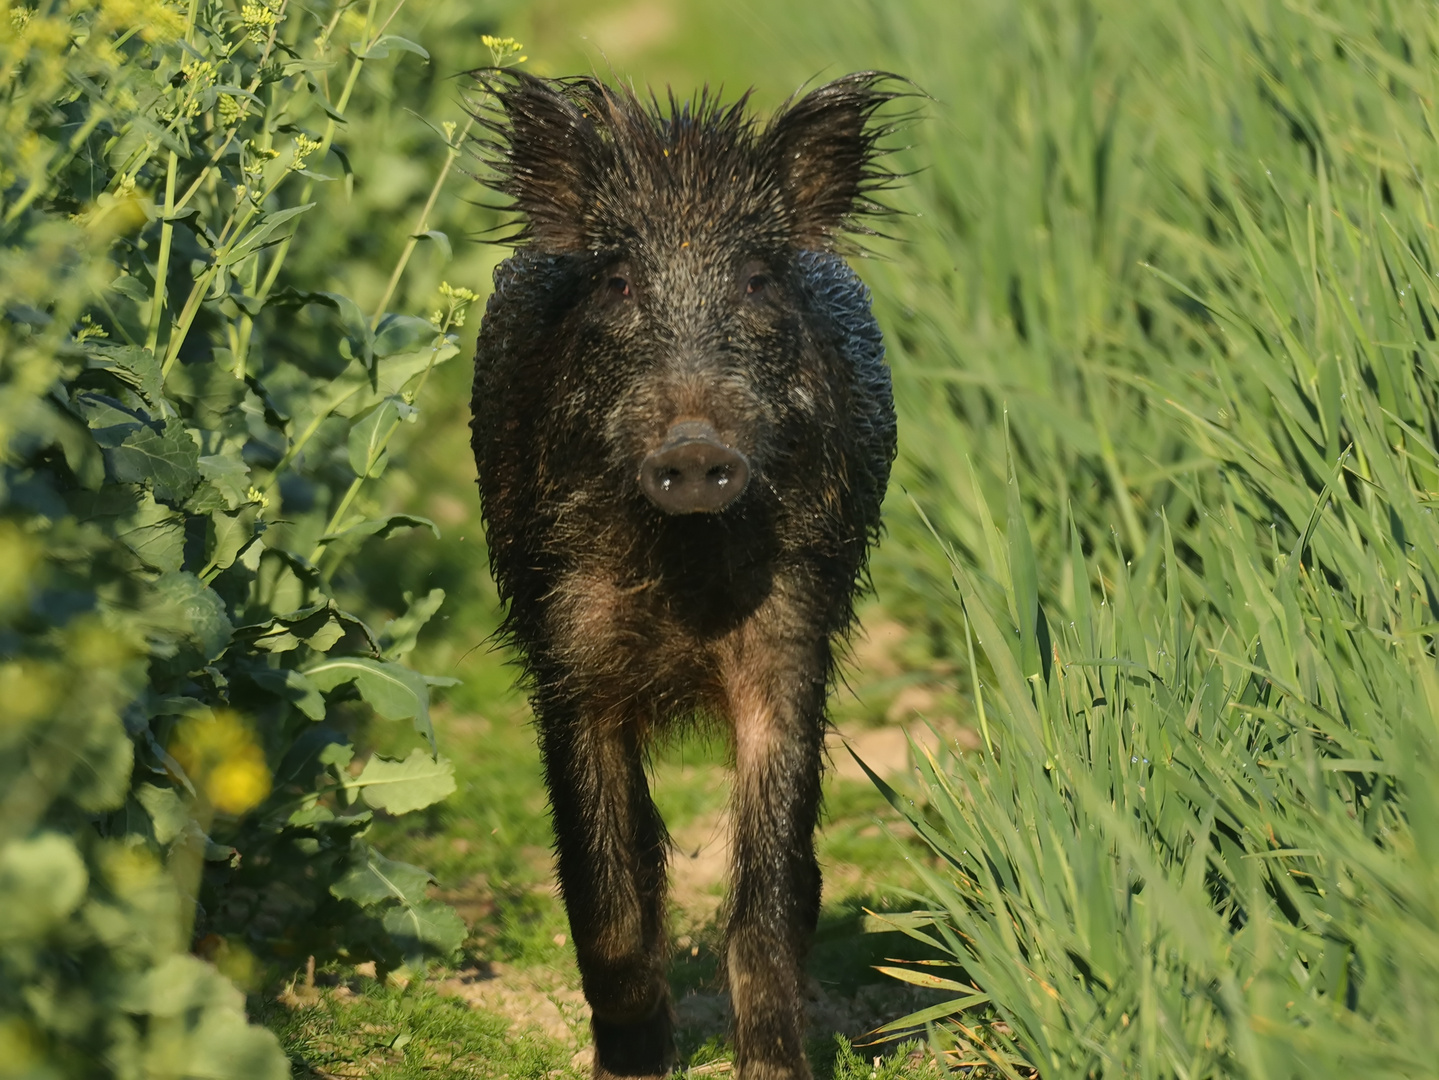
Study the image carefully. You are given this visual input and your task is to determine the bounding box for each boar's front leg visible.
[537,693,675,1080]
[722,608,829,1080]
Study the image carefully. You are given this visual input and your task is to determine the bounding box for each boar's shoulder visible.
[796,250,896,518]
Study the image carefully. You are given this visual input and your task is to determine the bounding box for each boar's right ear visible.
[762,71,909,249]
[467,69,616,253]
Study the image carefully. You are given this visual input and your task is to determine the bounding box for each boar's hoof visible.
[590,995,677,1079]
[639,421,750,514]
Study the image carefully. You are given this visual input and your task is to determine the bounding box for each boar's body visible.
[469,70,901,1080]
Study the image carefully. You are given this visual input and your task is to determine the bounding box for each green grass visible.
[266,981,579,1079]
[814,0,1439,1075]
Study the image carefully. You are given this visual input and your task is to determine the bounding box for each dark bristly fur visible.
[467,69,904,1080]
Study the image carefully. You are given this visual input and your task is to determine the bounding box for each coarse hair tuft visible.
[464,68,915,254]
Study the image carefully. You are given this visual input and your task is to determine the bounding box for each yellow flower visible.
[101,845,162,898]
[0,1017,42,1073]
[439,281,479,304]
[74,314,108,344]
[218,93,247,127]
[431,280,480,332]
[181,59,217,84]
[207,755,271,815]
[67,615,135,669]
[480,34,526,66]
[98,0,184,41]
[170,710,272,815]
[240,1,280,43]
[289,133,322,172]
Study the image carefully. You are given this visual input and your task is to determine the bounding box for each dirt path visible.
[415,716,955,1070]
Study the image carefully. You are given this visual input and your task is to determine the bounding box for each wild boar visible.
[469,69,902,1080]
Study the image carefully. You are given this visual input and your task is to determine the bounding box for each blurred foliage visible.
[0,0,515,1073]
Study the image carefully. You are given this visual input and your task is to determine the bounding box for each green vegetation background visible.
[5,0,1439,1076]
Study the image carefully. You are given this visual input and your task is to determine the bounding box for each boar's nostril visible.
[639,422,750,514]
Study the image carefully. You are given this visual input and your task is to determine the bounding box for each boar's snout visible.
[638,420,750,515]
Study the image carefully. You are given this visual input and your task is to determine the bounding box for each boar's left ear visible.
[762,71,909,248]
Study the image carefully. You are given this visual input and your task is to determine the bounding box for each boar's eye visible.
[739,260,772,300]
[606,275,632,299]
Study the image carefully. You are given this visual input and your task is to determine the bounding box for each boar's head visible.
[469,69,904,551]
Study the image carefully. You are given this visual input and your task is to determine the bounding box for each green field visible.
[4,0,1439,1077]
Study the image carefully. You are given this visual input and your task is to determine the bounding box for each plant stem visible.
[145,151,178,354]
[310,476,367,563]
[153,4,289,377]
[260,384,363,494]
[370,116,474,328]
[231,0,379,375]
[3,107,108,225]
[307,337,446,565]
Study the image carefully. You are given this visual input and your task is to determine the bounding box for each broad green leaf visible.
[318,513,439,545]
[104,418,201,502]
[239,605,350,654]
[330,848,433,907]
[114,492,187,572]
[319,742,355,772]
[302,656,437,747]
[373,314,440,357]
[74,391,146,445]
[207,506,260,573]
[347,749,456,815]
[352,34,430,60]
[329,341,460,420]
[109,274,150,302]
[197,455,252,510]
[247,668,326,720]
[219,203,316,266]
[86,343,165,404]
[136,783,190,845]
[307,619,346,653]
[378,588,445,660]
[320,291,374,366]
[0,834,88,941]
[346,396,413,479]
[412,229,452,262]
[153,572,233,660]
[382,898,466,960]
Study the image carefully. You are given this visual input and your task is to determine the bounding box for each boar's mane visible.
[465,68,908,254]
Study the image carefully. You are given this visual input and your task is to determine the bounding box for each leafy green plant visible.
[0,0,509,1073]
